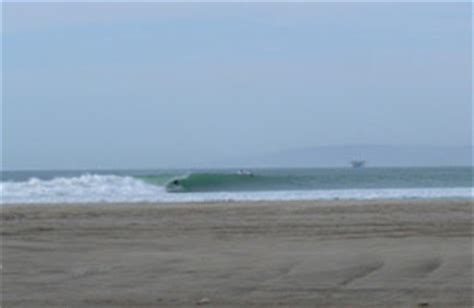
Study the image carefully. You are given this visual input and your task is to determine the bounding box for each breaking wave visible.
[0,173,471,205]
[0,174,167,204]
[164,173,287,192]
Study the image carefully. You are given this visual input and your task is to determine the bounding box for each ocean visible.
[1,167,472,205]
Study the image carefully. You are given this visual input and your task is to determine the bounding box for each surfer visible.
[237,169,254,177]
[166,178,184,193]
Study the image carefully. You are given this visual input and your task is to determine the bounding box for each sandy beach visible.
[1,199,472,307]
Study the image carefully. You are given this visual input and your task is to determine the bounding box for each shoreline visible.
[2,199,473,307]
[1,196,472,209]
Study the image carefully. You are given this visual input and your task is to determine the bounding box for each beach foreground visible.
[1,199,473,307]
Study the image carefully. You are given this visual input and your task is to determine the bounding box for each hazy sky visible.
[3,2,472,169]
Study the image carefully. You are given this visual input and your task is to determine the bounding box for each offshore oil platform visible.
[350,160,366,168]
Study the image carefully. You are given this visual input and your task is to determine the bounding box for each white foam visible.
[1,175,472,205]
[0,174,164,204]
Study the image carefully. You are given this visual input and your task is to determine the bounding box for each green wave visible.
[165,172,291,193]
[135,174,180,186]
[133,167,473,193]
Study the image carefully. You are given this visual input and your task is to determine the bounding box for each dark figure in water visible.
[173,180,180,185]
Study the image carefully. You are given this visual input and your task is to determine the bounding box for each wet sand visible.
[1,199,473,307]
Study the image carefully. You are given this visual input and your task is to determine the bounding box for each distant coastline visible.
[2,145,472,171]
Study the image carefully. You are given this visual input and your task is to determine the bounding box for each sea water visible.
[1,167,472,205]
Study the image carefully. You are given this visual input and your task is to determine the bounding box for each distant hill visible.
[239,145,473,168]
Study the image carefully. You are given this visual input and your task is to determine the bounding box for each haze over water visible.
[3,3,471,171]
[2,3,471,204]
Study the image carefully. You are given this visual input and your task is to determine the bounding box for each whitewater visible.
[1,169,472,205]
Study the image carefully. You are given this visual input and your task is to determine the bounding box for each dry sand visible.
[1,199,473,307]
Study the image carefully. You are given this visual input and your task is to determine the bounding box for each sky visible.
[2,2,472,170]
